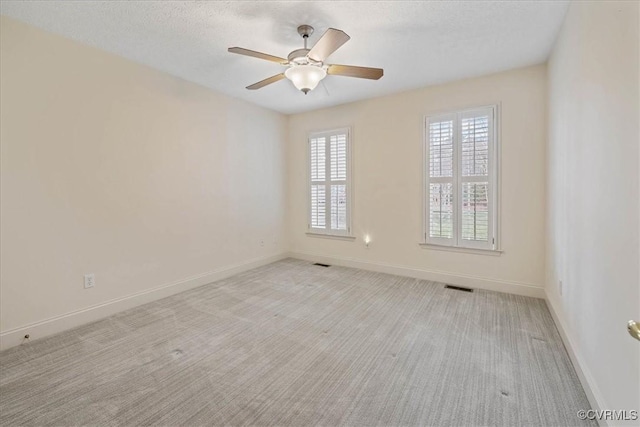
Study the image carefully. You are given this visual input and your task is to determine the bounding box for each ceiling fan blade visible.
[228,47,287,64]
[246,73,286,90]
[307,28,350,62]
[327,64,384,80]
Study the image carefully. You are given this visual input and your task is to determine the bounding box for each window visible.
[308,128,351,236]
[423,106,499,251]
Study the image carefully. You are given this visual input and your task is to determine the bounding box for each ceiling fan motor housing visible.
[288,48,311,64]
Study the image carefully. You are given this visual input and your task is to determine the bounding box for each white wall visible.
[0,17,288,348]
[287,65,547,296]
[546,1,639,420]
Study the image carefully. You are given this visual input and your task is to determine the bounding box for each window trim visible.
[307,127,354,238]
[422,104,501,252]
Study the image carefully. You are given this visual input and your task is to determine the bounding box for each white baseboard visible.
[0,252,287,351]
[545,292,608,426]
[287,251,545,298]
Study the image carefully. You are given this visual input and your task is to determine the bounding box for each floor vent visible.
[313,263,331,267]
[445,284,474,293]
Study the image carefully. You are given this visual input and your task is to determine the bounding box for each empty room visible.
[0,1,638,426]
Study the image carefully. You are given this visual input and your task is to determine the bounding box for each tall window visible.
[424,106,499,250]
[309,128,351,236]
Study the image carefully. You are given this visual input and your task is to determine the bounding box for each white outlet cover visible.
[84,273,95,289]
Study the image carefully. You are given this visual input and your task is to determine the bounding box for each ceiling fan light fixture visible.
[284,64,326,94]
[229,25,383,93]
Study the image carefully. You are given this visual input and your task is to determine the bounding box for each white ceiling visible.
[0,1,569,115]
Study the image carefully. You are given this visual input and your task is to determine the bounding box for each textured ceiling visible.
[0,1,569,114]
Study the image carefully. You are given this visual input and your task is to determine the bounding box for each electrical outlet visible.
[84,273,95,289]
[260,240,264,247]
[558,280,563,296]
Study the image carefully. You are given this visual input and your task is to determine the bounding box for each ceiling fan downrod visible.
[297,24,314,50]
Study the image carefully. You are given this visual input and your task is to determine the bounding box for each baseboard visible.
[545,291,608,426]
[0,252,287,352]
[287,251,545,298]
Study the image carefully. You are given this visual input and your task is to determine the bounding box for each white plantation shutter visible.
[310,136,326,229]
[330,134,347,180]
[425,106,498,250]
[330,134,348,231]
[461,182,489,242]
[459,110,492,248]
[310,185,325,228]
[429,183,454,239]
[427,115,455,244]
[309,129,351,235]
[330,185,347,230]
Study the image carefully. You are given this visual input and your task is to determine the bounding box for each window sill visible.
[419,243,503,256]
[306,232,356,241]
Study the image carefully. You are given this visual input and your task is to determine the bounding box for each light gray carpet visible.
[0,258,593,426]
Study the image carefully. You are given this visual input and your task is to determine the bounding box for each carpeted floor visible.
[0,258,593,426]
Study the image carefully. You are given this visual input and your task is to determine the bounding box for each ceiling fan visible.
[228,25,383,94]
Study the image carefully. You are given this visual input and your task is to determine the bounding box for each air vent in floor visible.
[444,284,474,292]
[313,263,331,267]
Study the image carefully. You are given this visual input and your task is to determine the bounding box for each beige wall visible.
[287,65,547,294]
[0,17,288,340]
[546,1,639,418]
